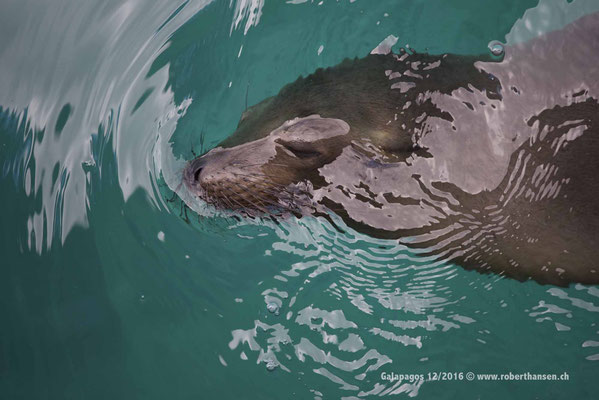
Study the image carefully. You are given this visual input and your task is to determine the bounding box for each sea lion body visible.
[183,13,599,286]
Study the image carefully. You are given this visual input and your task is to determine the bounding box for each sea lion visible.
[183,12,599,286]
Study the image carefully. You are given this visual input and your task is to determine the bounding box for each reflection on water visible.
[0,0,210,252]
[221,216,599,396]
[1,0,599,398]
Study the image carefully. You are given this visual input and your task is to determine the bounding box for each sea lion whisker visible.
[231,178,307,215]
[225,188,271,216]
[227,172,313,203]
[214,187,238,212]
[166,191,178,203]
[233,184,294,215]
[231,175,299,198]
[219,184,281,218]
[219,188,261,217]
[231,161,292,168]
[236,176,345,214]
[226,170,290,187]
[234,176,325,213]
[216,182,273,213]
[233,178,315,212]
[205,185,224,210]
[226,174,300,199]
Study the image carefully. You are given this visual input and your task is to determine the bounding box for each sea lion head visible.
[183,113,353,216]
[182,54,420,217]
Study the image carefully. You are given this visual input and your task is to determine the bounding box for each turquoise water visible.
[2,0,599,398]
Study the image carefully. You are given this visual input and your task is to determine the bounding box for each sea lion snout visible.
[183,148,233,194]
[183,151,228,196]
[182,136,287,214]
[183,115,353,214]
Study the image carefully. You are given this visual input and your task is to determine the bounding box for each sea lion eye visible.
[277,140,321,159]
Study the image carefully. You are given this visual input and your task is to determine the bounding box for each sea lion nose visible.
[193,166,203,182]
[184,157,207,189]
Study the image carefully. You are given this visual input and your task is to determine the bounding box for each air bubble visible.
[488,40,504,56]
[266,302,280,315]
[265,359,277,371]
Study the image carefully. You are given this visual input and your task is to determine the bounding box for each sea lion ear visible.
[240,104,258,122]
[237,108,253,128]
[240,109,251,122]
[237,96,275,127]
[237,104,258,128]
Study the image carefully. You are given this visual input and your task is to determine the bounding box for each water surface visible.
[2,0,599,398]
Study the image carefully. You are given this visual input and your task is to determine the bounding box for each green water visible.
[2,0,599,398]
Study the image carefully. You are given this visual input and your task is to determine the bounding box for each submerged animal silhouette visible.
[183,13,599,286]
